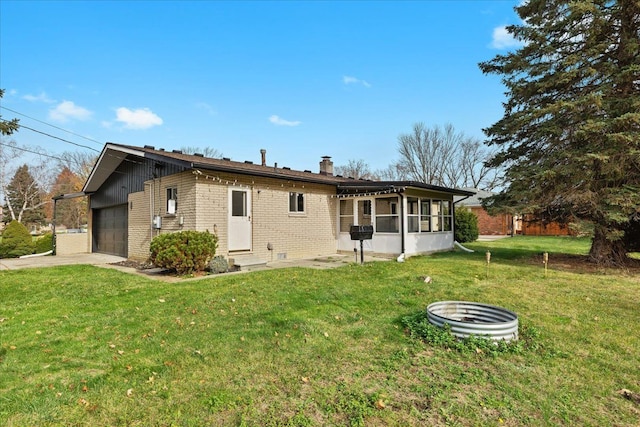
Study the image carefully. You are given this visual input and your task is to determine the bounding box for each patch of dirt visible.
[526,253,640,275]
[109,259,241,277]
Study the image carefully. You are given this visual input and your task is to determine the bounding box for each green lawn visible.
[1,236,639,426]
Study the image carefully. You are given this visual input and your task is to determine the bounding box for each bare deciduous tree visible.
[181,146,223,158]
[334,159,378,180]
[376,162,408,181]
[58,150,99,182]
[396,123,501,190]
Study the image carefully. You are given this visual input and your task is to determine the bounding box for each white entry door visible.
[228,188,252,251]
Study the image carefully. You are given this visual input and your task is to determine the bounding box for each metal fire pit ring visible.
[427,301,518,342]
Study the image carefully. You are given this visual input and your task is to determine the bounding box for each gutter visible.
[453,195,472,205]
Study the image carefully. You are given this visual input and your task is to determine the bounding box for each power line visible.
[0,106,104,147]
[0,141,67,161]
[0,119,100,152]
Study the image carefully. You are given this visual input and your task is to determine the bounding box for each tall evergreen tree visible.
[3,164,46,227]
[479,0,640,265]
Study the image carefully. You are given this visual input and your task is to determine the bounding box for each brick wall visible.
[128,189,151,260]
[127,170,338,262]
[194,172,337,262]
[127,173,198,260]
[55,232,89,255]
[470,207,513,235]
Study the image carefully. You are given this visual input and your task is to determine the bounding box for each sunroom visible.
[335,182,474,258]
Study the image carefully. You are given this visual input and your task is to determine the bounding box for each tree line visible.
[334,123,501,191]
[0,139,95,231]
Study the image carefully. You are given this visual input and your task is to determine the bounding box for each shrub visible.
[0,220,35,258]
[455,207,479,243]
[149,230,218,275]
[35,232,54,254]
[208,255,229,274]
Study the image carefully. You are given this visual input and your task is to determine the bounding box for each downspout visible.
[52,197,58,256]
[398,192,405,259]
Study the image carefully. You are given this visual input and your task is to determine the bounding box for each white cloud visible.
[195,102,217,116]
[24,91,55,103]
[490,25,524,49]
[115,107,163,129]
[49,101,92,122]
[269,115,301,127]
[343,75,371,88]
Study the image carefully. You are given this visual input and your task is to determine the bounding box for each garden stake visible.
[543,252,549,277]
[485,251,491,279]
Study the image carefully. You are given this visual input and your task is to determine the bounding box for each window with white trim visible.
[339,199,354,232]
[406,198,452,233]
[289,192,305,213]
[375,197,399,233]
[407,197,419,232]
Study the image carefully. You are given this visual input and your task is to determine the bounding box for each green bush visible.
[454,206,479,243]
[149,230,218,275]
[35,232,54,254]
[0,220,35,258]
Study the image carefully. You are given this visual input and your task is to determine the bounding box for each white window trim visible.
[288,192,306,215]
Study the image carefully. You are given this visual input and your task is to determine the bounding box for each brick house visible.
[76,143,473,264]
[456,188,575,237]
[456,189,516,236]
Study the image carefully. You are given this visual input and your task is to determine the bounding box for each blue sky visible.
[0,1,522,173]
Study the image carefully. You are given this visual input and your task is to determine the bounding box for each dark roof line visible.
[92,143,475,196]
[113,143,349,185]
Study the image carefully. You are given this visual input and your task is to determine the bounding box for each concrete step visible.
[229,254,267,271]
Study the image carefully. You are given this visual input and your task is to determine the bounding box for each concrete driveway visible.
[0,253,126,271]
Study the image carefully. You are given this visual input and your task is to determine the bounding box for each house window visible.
[442,200,452,231]
[430,200,452,232]
[166,187,177,214]
[289,192,305,213]
[420,200,431,232]
[407,198,451,233]
[431,200,442,231]
[339,199,354,232]
[357,200,372,226]
[375,197,399,233]
[231,190,247,217]
[407,197,419,232]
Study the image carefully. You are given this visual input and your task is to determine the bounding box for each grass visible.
[1,236,639,426]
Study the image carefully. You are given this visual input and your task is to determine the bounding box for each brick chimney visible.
[319,156,333,176]
[260,149,266,166]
